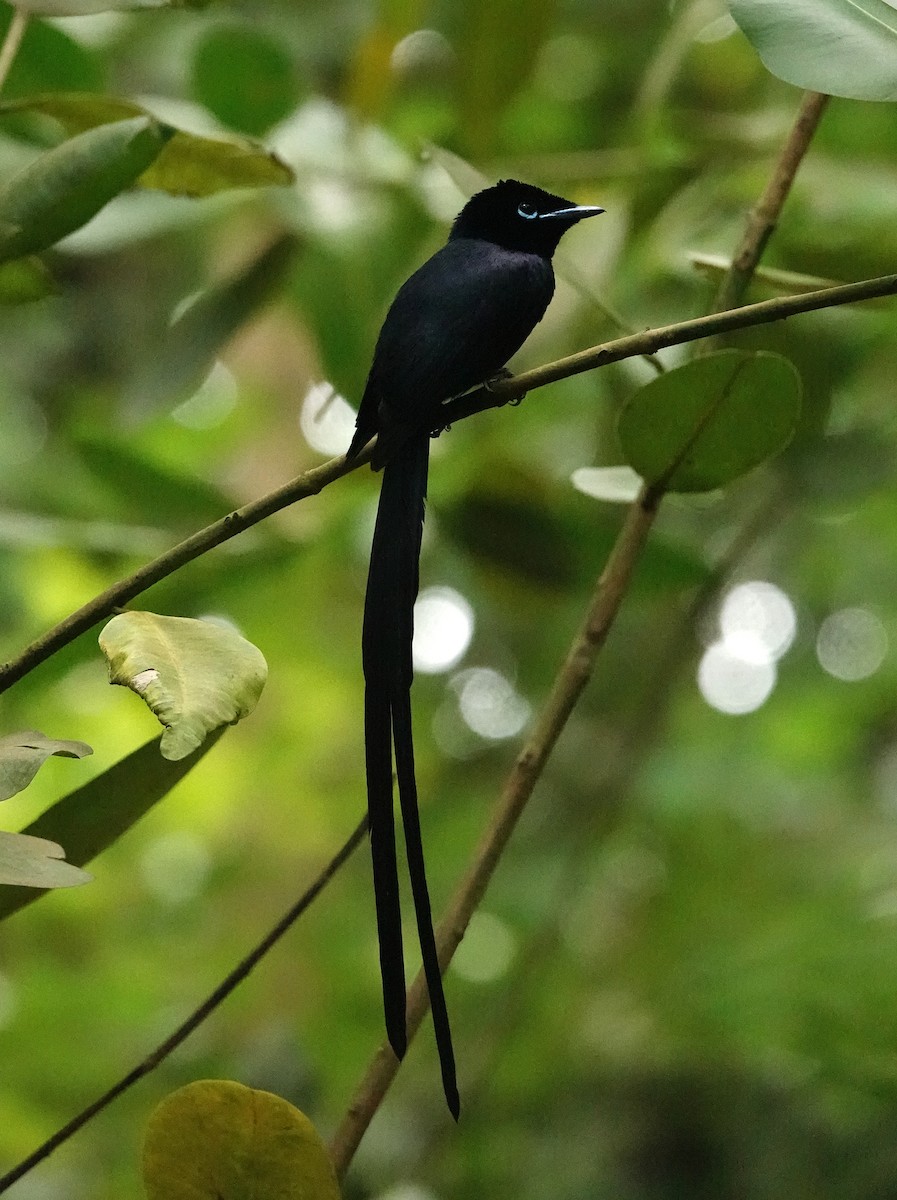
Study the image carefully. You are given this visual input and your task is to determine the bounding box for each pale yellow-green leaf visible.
[142,1080,341,1200]
[0,729,93,801]
[99,612,267,761]
[0,831,91,889]
[0,93,294,197]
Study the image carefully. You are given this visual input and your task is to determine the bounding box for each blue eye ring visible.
[517,202,538,220]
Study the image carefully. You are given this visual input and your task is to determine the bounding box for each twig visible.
[329,81,833,1178]
[711,91,830,314]
[328,484,662,1176]
[0,7,28,96]
[0,448,368,693]
[3,269,896,697]
[446,269,897,420]
[0,814,368,1194]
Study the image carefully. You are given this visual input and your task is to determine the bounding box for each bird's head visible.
[450,179,604,257]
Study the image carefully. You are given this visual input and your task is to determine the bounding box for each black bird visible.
[346,179,604,1116]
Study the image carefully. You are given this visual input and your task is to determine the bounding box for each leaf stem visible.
[711,91,830,315]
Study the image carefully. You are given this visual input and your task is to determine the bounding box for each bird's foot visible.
[485,368,526,407]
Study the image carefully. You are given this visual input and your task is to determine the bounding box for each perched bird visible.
[346,179,604,1116]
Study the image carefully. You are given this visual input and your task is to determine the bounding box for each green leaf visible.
[99,612,268,761]
[0,831,90,888]
[191,25,302,137]
[142,1081,341,1200]
[617,350,801,494]
[728,0,897,101]
[0,733,221,921]
[0,730,92,801]
[0,6,103,97]
[0,116,173,262]
[0,255,55,302]
[0,93,295,196]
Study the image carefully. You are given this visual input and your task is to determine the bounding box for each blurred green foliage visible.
[1,1,897,1198]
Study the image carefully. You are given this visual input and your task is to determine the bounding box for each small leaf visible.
[0,255,55,302]
[99,612,267,760]
[0,831,90,889]
[0,732,221,921]
[728,0,897,101]
[617,349,801,494]
[572,465,643,503]
[142,1081,341,1200]
[0,730,92,802]
[0,116,173,262]
[0,93,295,196]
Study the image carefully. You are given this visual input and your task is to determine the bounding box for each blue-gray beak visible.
[539,204,605,221]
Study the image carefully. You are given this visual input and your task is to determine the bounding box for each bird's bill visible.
[539,204,605,221]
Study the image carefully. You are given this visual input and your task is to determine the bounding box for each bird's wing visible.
[359,241,554,435]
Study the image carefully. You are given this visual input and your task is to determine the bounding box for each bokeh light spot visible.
[454,667,530,740]
[412,586,474,674]
[698,642,776,714]
[816,607,888,681]
[719,581,797,661]
[299,381,357,457]
[451,911,516,984]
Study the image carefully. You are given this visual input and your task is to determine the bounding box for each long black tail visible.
[362,433,460,1118]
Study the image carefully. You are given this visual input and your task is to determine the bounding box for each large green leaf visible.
[100,612,268,760]
[0,93,294,196]
[142,1081,341,1200]
[0,6,103,97]
[617,350,801,494]
[0,733,221,920]
[728,0,897,101]
[0,116,172,262]
[0,730,92,801]
[0,831,90,888]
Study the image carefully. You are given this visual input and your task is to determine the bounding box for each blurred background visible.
[2,0,897,1196]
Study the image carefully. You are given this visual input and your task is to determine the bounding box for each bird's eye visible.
[517,202,538,220]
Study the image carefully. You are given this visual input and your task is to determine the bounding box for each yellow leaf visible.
[142,1080,341,1200]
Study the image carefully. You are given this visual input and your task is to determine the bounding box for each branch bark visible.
[328,484,662,1175]
[3,269,896,696]
[0,814,368,1194]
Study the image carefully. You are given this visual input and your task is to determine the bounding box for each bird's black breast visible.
[355,238,555,447]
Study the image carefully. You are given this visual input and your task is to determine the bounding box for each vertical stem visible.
[328,485,663,1177]
[0,7,28,96]
[711,91,830,315]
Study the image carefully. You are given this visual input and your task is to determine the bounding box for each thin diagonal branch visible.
[712,91,829,315]
[0,7,28,96]
[328,81,834,1179]
[328,484,663,1176]
[3,269,896,698]
[0,814,368,1194]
